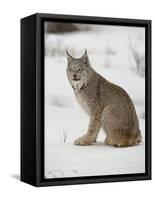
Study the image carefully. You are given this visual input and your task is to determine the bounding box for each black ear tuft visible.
[81,49,88,64]
[66,50,73,57]
[66,50,73,63]
[66,49,70,56]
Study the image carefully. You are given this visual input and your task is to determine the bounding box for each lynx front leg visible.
[74,113,101,145]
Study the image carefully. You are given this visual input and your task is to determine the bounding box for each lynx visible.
[66,50,142,147]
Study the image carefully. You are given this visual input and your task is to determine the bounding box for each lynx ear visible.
[66,50,73,63]
[81,49,88,64]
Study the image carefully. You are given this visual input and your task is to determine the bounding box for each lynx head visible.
[66,50,92,90]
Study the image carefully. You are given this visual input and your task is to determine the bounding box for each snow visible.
[44,23,145,178]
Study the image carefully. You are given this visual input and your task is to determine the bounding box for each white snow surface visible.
[44,24,145,178]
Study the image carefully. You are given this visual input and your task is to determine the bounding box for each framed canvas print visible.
[21,13,151,187]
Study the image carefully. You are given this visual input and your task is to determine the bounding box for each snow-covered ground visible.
[44,24,145,178]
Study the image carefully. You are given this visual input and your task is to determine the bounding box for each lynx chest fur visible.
[74,88,90,115]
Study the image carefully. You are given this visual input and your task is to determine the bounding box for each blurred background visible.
[44,21,145,178]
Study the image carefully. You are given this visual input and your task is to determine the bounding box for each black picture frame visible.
[21,13,151,187]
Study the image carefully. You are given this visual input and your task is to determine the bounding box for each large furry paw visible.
[104,136,141,147]
[104,137,127,147]
[74,135,94,146]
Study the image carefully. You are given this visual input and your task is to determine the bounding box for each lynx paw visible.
[74,135,94,146]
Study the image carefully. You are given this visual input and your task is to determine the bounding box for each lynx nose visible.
[73,74,77,78]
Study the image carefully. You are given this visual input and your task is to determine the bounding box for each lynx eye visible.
[77,68,84,73]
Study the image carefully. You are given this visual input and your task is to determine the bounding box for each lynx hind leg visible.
[105,131,142,147]
[102,106,142,147]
